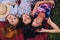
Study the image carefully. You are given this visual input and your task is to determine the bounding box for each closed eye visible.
[27,18,30,20]
[14,18,16,19]
[36,22,39,24]
[11,21,13,23]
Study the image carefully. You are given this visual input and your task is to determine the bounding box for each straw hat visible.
[0,3,10,18]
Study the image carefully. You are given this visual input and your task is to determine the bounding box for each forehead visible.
[7,14,15,18]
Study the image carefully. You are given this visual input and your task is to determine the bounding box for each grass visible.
[48,0,60,40]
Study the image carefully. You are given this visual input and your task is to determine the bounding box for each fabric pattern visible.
[18,0,33,17]
[34,3,52,21]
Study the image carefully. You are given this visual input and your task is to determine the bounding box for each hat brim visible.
[0,3,10,18]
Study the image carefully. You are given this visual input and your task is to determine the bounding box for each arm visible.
[36,17,60,33]
[47,17,59,30]
[38,28,60,33]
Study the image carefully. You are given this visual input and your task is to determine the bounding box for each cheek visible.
[23,18,26,21]
[7,18,11,22]
[34,19,37,22]
[32,22,36,25]
[29,20,31,23]
[32,21,40,27]
[7,17,9,20]
[9,19,14,24]
[9,21,13,25]
[14,19,19,23]
[13,20,16,23]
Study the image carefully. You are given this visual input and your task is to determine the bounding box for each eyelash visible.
[36,22,39,24]
[14,18,16,19]
[27,18,30,20]
[33,21,39,24]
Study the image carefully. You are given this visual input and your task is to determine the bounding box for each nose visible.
[9,16,13,20]
[9,17,13,21]
[9,16,12,18]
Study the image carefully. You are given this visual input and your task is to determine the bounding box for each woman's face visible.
[7,15,19,26]
[32,17,42,27]
[22,14,31,24]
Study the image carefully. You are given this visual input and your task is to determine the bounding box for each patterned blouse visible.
[18,0,33,17]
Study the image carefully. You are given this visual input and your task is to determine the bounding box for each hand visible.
[37,28,48,33]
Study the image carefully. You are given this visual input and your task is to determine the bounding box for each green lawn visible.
[48,0,60,40]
